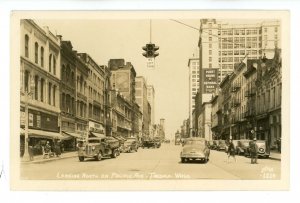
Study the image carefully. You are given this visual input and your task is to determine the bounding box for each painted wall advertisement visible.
[202,68,218,93]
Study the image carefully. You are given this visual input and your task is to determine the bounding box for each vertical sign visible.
[20,111,25,126]
[202,68,218,93]
[36,115,41,128]
[29,113,33,127]
[147,57,155,69]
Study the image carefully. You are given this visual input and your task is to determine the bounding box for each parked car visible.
[78,137,120,162]
[180,138,210,163]
[164,139,171,143]
[142,138,156,148]
[212,140,219,150]
[153,137,161,148]
[244,140,270,158]
[175,138,181,145]
[123,138,139,153]
[217,140,227,151]
[236,139,251,156]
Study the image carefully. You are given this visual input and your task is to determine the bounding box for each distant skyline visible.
[35,19,200,138]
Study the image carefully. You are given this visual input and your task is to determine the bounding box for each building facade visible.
[147,85,155,125]
[198,102,212,140]
[199,19,281,83]
[20,19,61,156]
[78,53,106,138]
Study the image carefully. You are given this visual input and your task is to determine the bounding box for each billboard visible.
[202,68,218,93]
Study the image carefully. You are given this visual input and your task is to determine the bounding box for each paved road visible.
[20,143,280,180]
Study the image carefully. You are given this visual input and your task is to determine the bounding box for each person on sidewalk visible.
[227,139,237,163]
[54,140,62,158]
[249,137,258,164]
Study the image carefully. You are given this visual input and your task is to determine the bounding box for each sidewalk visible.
[21,151,78,164]
[269,150,281,161]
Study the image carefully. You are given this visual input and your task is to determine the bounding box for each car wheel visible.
[95,152,102,161]
[111,150,118,158]
[79,156,84,162]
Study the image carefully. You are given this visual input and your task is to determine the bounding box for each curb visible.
[21,154,77,164]
[268,157,281,161]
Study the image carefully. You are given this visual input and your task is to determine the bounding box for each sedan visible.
[180,138,210,163]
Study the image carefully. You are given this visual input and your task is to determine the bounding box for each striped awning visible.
[23,129,66,140]
[90,132,106,138]
[62,131,84,139]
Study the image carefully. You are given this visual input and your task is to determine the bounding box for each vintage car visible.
[216,140,227,151]
[236,139,251,155]
[123,138,139,153]
[175,138,181,145]
[142,138,156,148]
[78,137,120,162]
[153,137,161,148]
[244,140,270,158]
[180,138,210,163]
[113,136,127,153]
[211,140,219,150]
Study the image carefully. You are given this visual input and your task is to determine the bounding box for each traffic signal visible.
[142,43,159,58]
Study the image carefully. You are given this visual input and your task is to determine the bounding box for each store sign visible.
[36,115,41,128]
[202,68,218,93]
[146,57,155,69]
[29,113,33,127]
[89,121,104,134]
[20,111,25,126]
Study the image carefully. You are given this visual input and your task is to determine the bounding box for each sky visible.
[35,19,200,139]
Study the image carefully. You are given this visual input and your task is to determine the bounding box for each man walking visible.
[227,139,237,163]
[249,137,258,164]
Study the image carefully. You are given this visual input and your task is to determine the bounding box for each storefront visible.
[88,121,105,138]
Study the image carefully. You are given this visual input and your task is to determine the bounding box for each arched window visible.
[24,70,30,92]
[49,54,52,72]
[66,65,70,83]
[40,78,44,102]
[40,47,44,67]
[71,71,74,85]
[34,75,39,100]
[34,42,39,64]
[53,85,56,106]
[48,82,52,105]
[53,56,56,75]
[25,35,29,58]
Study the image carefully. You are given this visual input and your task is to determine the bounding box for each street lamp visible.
[21,77,35,162]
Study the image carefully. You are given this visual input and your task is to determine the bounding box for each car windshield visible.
[185,140,205,145]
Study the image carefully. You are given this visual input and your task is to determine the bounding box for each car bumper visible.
[181,154,206,159]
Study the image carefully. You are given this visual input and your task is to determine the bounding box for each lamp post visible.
[22,77,35,162]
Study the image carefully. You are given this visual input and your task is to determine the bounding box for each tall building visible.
[147,85,155,125]
[20,19,62,157]
[187,58,200,129]
[109,59,137,137]
[78,53,106,138]
[199,19,281,83]
[135,76,151,137]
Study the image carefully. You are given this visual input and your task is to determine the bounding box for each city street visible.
[20,143,280,180]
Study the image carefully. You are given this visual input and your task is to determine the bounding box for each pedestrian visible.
[227,139,237,163]
[276,138,281,153]
[249,137,258,164]
[55,140,62,158]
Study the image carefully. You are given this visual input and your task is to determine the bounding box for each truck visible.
[78,137,120,162]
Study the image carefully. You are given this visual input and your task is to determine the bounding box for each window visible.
[34,42,38,64]
[264,28,267,33]
[209,50,212,55]
[25,35,29,58]
[24,70,29,92]
[34,75,39,100]
[209,43,212,48]
[209,37,212,42]
[53,85,56,106]
[48,82,52,105]
[62,65,66,81]
[209,30,212,35]
[40,47,44,67]
[53,56,56,75]
[275,27,278,33]
[209,63,212,68]
[40,79,44,102]
[209,57,212,62]
[49,54,52,72]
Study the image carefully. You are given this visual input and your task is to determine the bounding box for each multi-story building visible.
[243,59,258,139]
[187,58,200,121]
[74,50,89,140]
[255,50,281,149]
[78,53,106,137]
[111,90,132,138]
[147,85,155,125]
[197,102,212,140]
[135,76,151,137]
[20,19,61,156]
[199,19,281,83]
[59,39,77,151]
[211,89,222,140]
[230,60,248,140]
[109,59,137,137]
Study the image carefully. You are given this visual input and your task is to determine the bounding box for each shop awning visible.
[62,131,84,139]
[90,132,106,138]
[27,129,66,140]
